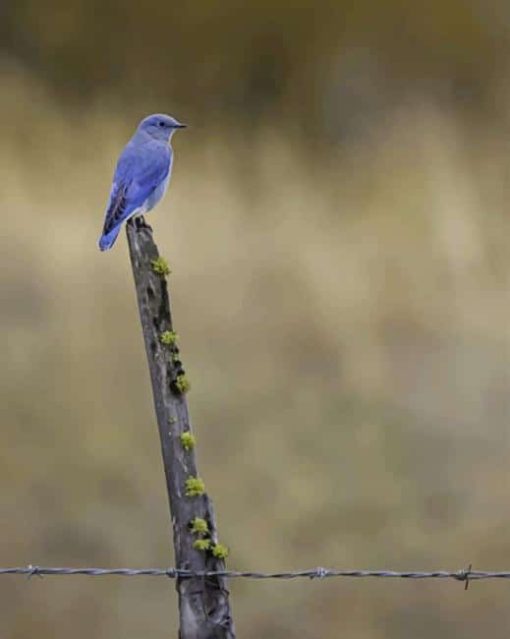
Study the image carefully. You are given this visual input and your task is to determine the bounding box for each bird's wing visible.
[102,141,171,237]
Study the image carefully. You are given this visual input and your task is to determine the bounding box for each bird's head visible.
[138,113,187,142]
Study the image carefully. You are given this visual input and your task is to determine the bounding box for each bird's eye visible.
[158,121,165,127]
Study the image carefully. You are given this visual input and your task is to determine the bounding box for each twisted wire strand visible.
[1,565,510,584]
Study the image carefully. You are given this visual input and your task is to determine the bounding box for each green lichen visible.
[185,476,205,497]
[160,330,178,346]
[174,374,191,394]
[172,353,181,364]
[190,517,209,536]
[168,415,177,425]
[193,539,211,552]
[211,543,229,559]
[151,256,171,276]
[180,431,196,451]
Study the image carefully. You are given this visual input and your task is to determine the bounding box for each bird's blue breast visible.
[145,154,173,211]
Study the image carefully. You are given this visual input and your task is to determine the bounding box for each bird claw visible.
[135,215,152,231]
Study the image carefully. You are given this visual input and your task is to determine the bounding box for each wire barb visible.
[26,565,43,580]
[310,567,328,579]
[454,563,473,590]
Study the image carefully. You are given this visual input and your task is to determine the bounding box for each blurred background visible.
[1,1,510,637]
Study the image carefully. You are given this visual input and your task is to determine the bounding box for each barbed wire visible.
[2,565,510,588]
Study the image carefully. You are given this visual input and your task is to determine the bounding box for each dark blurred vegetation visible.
[1,0,510,132]
[1,1,510,638]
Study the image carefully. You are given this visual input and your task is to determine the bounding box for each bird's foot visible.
[135,215,152,231]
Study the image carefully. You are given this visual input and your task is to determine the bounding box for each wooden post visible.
[126,218,235,639]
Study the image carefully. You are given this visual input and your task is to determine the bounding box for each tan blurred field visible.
[1,72,510,638]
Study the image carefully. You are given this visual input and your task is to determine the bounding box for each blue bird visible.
[98,113,186,251]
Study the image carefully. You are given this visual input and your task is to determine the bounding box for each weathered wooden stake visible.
[126,218,235,639]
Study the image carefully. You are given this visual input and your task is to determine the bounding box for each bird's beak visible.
[175,123,187,129]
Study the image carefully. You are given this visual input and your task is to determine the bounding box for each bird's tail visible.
[98,225,122,251]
